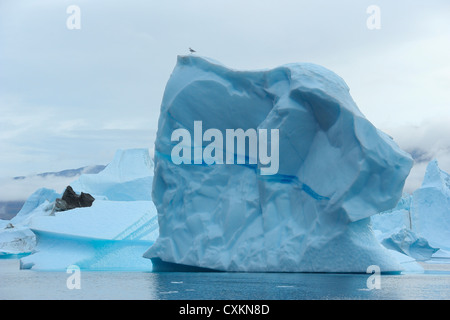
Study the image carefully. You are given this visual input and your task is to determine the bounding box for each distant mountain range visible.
[0,201,26,221]
[0,165,106,221]
[12,165,106,180]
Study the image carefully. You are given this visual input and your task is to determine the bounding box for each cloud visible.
[0,175,72,202]
[384,117,450,193]
[0,0,449,194]
[0,164,107,202]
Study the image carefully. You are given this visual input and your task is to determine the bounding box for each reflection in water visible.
[1,267,450,300]
[148,272,450,300]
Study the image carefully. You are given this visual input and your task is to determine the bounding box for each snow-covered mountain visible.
[12,165,106,181]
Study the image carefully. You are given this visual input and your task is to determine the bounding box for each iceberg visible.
[0,148,158,271]
[28,200,158,241]
[372,160,450,262]
[381,228,439,261]
[144,55,413,273]
[19,200,157,271]
[371,194,412,240]
[411,160,450,251]
[10,188,60,225]
[70,148,154,201]
[0,226,35,258]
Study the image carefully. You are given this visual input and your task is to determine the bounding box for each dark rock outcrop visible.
[54,186,95,212]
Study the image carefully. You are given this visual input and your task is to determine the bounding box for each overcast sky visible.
[1,0,449,199]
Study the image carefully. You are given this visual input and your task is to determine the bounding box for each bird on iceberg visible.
[189,47,196,54]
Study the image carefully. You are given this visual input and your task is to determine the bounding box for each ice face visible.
[19,230,154,271]
[0,227,36,255]
[411,160,450,250]
[381,228,439,261]
[70,148,154,201]
[144,55,413,272]
[372,160,450,260]
[10,188,60,225]
[371,194,413,238]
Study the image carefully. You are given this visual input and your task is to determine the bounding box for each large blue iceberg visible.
[144,55,413,272]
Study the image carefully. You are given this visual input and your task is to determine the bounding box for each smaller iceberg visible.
[71,148,154,201]
[381,228,439,261]
[372,159,450,265]
[10,188,60,226]
[411,159,450,251]
[0,148,157,271]
[0,226,35,258]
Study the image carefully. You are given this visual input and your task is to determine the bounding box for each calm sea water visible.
[1,265,450,300]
